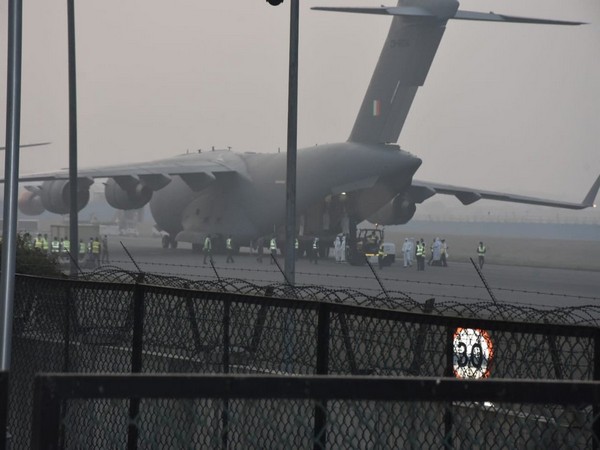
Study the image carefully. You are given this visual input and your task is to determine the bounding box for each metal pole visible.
[284,0,299,285]
[67,0,79,278]
[0,0,23,371]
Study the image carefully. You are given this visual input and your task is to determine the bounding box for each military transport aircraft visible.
[13,0,600,250]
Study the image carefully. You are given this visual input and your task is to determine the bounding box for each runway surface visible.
[96,237,600,310]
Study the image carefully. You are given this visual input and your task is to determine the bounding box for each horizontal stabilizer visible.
[313,6,585,25]
[453,10,585,26]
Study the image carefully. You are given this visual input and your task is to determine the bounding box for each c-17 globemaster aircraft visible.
[14,0,600,251]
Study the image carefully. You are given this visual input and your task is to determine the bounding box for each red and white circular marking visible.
[453,328,494,379]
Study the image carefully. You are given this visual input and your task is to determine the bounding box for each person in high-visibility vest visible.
[377,244,386,270]
[92,237,101,267]
[477,241,487,270]
[34,234,43,250]
[295,237,299,260]
[225,235,234,264]
[310,237,319,264]
[51,237,60,254]
[269,236,277,265]
[203,234,213,264]
[79,239,87,261]
[62,237,71,257]
[415,238,425,271]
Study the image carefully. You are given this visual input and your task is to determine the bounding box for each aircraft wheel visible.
[170,238,178,249]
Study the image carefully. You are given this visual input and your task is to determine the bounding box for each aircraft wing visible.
[409,175,600,210]
[10,155,240,184]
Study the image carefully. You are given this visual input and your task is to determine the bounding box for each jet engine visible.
[105,178,153,210]
[18,188,45,216]
[368,194,416,225]
[39,179,91,214]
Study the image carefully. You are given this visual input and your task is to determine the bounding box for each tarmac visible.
[98,236,600,310]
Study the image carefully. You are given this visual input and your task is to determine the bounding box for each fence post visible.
[313,303,330,450]
[221,298,231,450]
[444,326,454,449]
[594,330,600,450]
[408,298,435,375]
[63,285,71,372]
[31,376,61,450]
[127,280,145,450]
[1,372,7,450]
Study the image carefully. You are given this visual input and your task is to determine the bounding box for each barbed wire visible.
[83,258,600,302]
[73,266,600,326]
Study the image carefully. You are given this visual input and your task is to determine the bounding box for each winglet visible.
[582,174,600,208]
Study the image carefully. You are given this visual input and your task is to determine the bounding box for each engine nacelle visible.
[368,194,416,225]
[105,178,152,210]
[40,180,91,215]
[18,189,45,216]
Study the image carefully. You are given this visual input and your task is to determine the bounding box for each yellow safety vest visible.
[270,239,277,250]
[92,241,101,254]
[226,238,232,250]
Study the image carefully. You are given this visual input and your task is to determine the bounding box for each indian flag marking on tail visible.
[372,99,381,117]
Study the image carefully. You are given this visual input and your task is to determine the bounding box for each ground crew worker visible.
[269,236,277,265]
[62,237,70,257]
[401,238,411,268]
[256,236,264,263]
[225,235,234,263]
[416,238,425,271]
[51,237,60,254]
[79,239,86,261]
[34,234,43,250]
[101,235,109,264]
[295,237,299,260]
[477,241,487,269]
[310,237,319,264]
[92,237,101,267]
[42,234,49,254]
[441,239,448,267]
[377,244,386,270]
[203,234,213,264]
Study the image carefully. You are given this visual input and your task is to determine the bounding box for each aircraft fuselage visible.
[149,142,421,244]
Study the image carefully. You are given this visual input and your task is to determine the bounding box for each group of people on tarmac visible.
[401,237,450,271]
[199,232,488,270]
[401,237,488,270]
[27,233,109,268]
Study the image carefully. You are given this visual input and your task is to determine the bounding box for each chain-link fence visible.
[32,374,600,449]
[6,273,600,448]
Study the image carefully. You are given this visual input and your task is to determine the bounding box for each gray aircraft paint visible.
[8,0,599,245]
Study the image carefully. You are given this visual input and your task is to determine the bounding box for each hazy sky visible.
[1,0,599,209]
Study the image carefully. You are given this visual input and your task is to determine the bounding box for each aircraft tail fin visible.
[313,4,584,145]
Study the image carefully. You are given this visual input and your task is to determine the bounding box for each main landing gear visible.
[162,234,178,249]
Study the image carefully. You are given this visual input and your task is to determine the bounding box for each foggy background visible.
[1,0,599,220]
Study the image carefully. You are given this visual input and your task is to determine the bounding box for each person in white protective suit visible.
[334,235,342,262]
[431,237,442,266]
[340,234,347,263]
[401,238,411,268]
[407,238,415,267]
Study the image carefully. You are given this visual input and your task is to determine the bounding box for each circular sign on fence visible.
[453,328,494,379]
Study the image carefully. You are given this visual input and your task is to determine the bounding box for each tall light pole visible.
[67,0,79,278]
[267,0,299,286]
[1,0,23,370]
